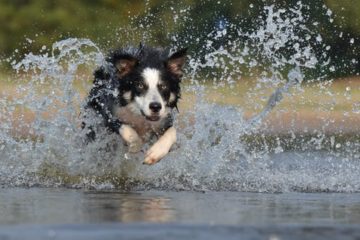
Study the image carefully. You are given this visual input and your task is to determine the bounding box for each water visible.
[1,188,360,239]
[0,2,360,239]
[1,2,358,193]
[2,188,360,225]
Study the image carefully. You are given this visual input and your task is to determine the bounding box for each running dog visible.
[83,44,187,165]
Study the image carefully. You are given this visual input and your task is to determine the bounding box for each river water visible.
[1,188,360,239]
[0,2,359,239]
[2,188,360,225]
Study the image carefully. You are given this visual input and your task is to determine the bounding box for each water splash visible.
[0,3,359,192]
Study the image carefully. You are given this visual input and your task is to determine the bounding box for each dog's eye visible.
[137,83,144,89]
[158,84,167,90]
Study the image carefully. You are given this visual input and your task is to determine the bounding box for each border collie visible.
[83,44,187,165]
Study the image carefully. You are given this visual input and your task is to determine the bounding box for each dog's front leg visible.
[143,127,176,165]
[119,124,143,153]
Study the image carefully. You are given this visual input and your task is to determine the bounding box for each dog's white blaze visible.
[136,68,166,117]
[142,68,160,89]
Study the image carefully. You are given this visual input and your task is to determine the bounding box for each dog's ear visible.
[166,48,187,78]
[114,55,138,78]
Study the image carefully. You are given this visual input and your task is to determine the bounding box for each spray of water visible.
[0,2,359,192]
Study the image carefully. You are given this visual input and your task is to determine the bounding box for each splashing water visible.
[0,3,359,192]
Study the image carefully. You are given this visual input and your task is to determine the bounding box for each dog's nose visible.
[149,102,162,113]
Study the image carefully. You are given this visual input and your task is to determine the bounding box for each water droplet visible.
[316,35,322,42]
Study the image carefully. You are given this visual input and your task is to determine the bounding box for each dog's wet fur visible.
[83,44,187,164]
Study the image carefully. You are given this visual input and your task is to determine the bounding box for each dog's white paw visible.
[119,125,143,153]
[143,141,171,165]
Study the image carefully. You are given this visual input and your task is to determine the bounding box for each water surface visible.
[1,188,360,225]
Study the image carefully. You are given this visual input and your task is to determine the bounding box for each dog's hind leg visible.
[143,127,177,165]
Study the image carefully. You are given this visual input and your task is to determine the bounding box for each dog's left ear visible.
[166,48,187,78]
[115,55,138,78]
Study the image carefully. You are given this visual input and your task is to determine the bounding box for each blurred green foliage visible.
[0,0,359,78]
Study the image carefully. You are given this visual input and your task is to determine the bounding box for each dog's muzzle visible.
[141,102,161,121]
[141,109,161,122]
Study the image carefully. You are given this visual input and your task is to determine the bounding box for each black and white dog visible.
[83,44,187,165]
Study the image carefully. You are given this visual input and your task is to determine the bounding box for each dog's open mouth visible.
[145,115,160,121]
[141,110,160,121]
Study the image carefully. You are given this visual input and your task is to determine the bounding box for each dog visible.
[83,44,187,165]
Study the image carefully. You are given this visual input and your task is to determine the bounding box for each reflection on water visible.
[82,192,175,223]
[1,188,360,225]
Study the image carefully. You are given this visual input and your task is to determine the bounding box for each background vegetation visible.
[0,0,359,79]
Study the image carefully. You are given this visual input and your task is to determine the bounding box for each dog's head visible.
[108,45,187,122]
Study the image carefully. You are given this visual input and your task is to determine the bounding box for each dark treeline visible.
[0,0,359,79]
